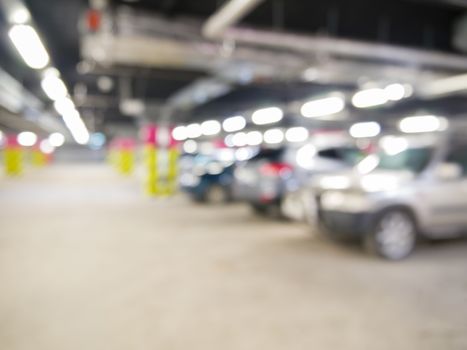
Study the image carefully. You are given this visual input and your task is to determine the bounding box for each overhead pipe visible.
[222,27,467,71]
[202,0,265,39]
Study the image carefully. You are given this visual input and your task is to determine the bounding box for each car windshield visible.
[250,148,284,162]
[318,147,363,165]
[376,147,434,173]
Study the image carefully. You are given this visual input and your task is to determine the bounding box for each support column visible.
[4,135,23,176]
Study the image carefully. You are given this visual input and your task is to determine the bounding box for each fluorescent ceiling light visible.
[8,24,49,69]
[399,115,448,133]
[41,69,68,101]
[384,83,406,101]
[183,140,198,154]
[296,144,317,169]
[48,132,65,147]
[232,132,248,147]
[223,116,246,132]
[263,128,284,144]
[246,131,262,146]
[252,107,283,125]
[301,96,345,118]
[54,97,75,116]
[352,88,388,108]
[17,131,37,146]
[172,126,188,141]
[285,127,309,142]
[62,110,89,145]
[201,120,221,136]
[10,5,31,24]
[224,134,235,148]
[349,122,381,138]
[186,123,202,138]
[380,136,409,156]
[39,140,55,154]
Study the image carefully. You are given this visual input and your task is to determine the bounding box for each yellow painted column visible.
[143,125,159,196]
[166,141,180,195]
[4,135,23,176]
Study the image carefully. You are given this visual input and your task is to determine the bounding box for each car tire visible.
[250,203,268,215]
[364,209,417,260]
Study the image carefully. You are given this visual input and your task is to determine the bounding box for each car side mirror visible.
[434,163,462,181]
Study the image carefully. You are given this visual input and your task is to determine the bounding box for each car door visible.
[422,144,467,230]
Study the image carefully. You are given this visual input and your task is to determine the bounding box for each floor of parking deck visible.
[0,164,466,350]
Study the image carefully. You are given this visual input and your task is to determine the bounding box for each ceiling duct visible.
[202,0,265,39]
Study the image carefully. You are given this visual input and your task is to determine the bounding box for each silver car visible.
[233,144,361,217]
[313,132,467,260]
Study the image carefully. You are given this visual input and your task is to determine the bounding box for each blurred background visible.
[1,0,467,349]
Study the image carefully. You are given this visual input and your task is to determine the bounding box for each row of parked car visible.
[180,127,467,260]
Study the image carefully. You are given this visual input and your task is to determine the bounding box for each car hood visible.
[310,169,415,193]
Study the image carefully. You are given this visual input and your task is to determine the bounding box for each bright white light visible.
[246,131,262,146]
[183,140,198,154]
[17,131,37,146]
[201,120,221,136]
[349,122,381,138]
[54,97,75,116]
[218,149,235,162]
[41,69,68,101]
[302,67,319,82]
[224,134,235,148]
[251,107,283,125]
[39,140,55,154]
[285,127,308,143]
[223,116,246,132]
[10,6,31,24]
[380,136,409,155]
[296,144,317,169]
[352,88,388,108]
[232,132,248,147]
[186,123,202,138]
[0,130,4,144]
[62,110,89,145]
[399,115,448,134]
[48,132,65,147]
[8,25,49,69]
[263,128,284,144]
[356,155,380,174]
[235,147,253,161]
[172,126,188,141]
[384,83,406,101]
[300,96,345,118]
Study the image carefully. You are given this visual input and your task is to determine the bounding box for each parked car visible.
[281,145,364,221]
[314,132,467,260]
[233,143,362,217]
[179,153,235,203]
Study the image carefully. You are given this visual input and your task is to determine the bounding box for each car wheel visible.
[205,185,229,204]
[365,209,417,260]
[250,203,268,215]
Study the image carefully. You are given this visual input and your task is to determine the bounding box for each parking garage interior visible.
[1,0,467,349]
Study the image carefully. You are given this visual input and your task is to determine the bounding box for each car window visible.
[317,147,363,165]
[446,145,467,175]
[250,148,284,161]
[377,147,433,173]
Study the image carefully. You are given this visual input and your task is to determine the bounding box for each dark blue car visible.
[179,154,235,203]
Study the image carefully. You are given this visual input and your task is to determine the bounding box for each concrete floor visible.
[1,164,467,350]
